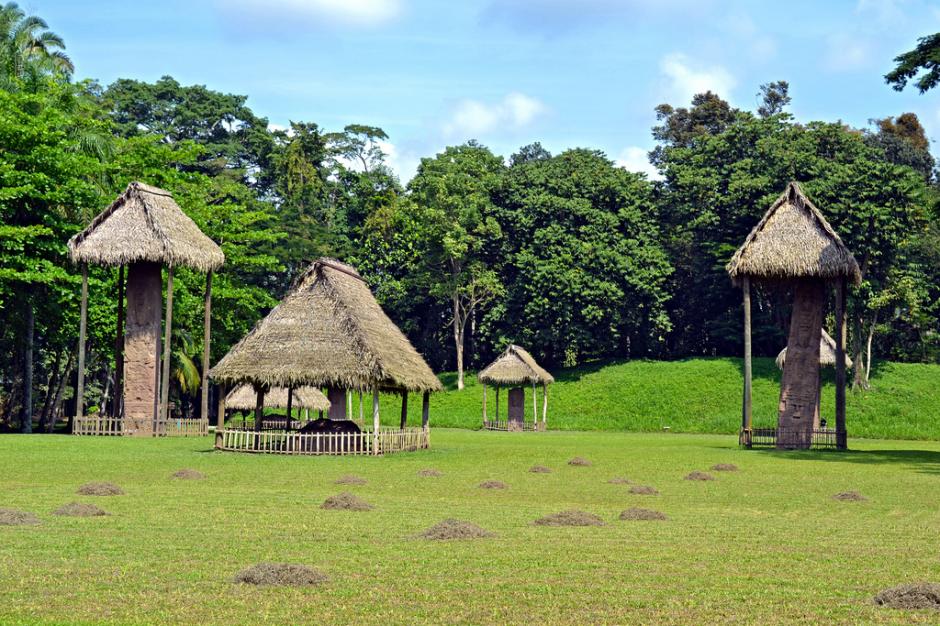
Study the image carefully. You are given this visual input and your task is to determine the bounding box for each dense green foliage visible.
[1,6,939,433]
[885,32,940,93]
[2,431,940,623]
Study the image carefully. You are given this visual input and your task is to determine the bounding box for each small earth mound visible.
[479,480,508,489]
[233,562,328,586]
[874,583,940,610]
[685,471,715,481]
[568,457,592,467]
[608,477,631,484]
[420,519,494,540]
[529,465,552,474]
[619,507,667,521]
[711,463,738,472]
[172,469,205,480]
[76,482,124,496]
[534,509,605,527]
[334,475,367,485]
[417,469,442,477]
[52,502,108,517]
[630,485,659,495]
[0,508,40,526]
[321,492,373,511]
[832,491,867,502]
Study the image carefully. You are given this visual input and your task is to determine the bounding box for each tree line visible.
[1,2,938,430]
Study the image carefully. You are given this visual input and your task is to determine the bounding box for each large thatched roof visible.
[68,182,224,272]
[478,345,554,386]
[225,384,331,411]
[776,329,853,370]
[726,182,861,285]
[210,258,442,393]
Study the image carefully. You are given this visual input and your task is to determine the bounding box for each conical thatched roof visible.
[225,385,331,411]
[210,258,442,393]
[726,182,861,285]
[775,329,854,370]
[478,345,554,387]
[68,182,224,272]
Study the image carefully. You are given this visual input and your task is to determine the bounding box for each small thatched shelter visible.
[727,182,860,450]
[478,345,554,431]
[776,330,854,370]
[68,182,224,436]
[210,258,442,455]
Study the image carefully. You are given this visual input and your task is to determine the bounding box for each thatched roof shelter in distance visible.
[776,330,854,370]
[225,385,330,412]
[478,345,553,432]
[478,345,554,387]
[68,182,224,272]
[726,182,861,285]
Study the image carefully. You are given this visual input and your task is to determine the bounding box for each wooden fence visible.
[483,419,545,432]
[740,427,842,450]
[72,416,208,437]
[218,427,429,456]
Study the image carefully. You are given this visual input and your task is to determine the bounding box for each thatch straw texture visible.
[726,182,861,285]
[478,345,554,386]
[68,182,224,272]
[225,384,330,411]
[210,259,442,392]
[776,329,853,369]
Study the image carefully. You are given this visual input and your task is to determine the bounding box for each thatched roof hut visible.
[478,345,554,387]
[225,385,330,412]
[210,258,442,393]
[68,182,224,272]
[726,182,861,285]
[776,330,854,369]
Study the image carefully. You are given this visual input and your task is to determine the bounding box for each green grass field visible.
[386,358,940,440]
[2,431,940,624]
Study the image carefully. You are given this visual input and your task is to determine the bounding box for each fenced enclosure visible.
[740,427,844,450]
[482,419,545,432]
[218,427,429,455]
[73,415,209,437]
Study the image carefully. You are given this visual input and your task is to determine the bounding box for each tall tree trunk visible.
[21,302,34,433]
[38,347,64,430]
[453,293,464,390]
[47,351,74,433]
[865,313,877,384]
[852,315,869,390]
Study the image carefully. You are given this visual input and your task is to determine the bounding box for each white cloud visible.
[659,53,736,104]
[855,0,906,22]
[615,147,662,180]
[222,0,401,28]
[824,32,871,72]
[442,92,547,139]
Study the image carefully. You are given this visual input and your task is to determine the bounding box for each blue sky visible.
[30,0,940,180]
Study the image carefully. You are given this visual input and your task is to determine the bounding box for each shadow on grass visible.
[747,447,940,476]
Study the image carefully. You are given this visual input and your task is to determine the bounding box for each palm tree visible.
[0,2,73,90]
[172,330,202,418]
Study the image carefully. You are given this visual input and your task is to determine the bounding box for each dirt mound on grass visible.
[0,508,40,526]
[629,485,659,495]
[172,469,205,480]
[619,507,667,521]
[607,477,631,484]
[321,492,373,511]
[874,583,940,610]
[534,510,605,527]
[711,463,738,472]
[529,465,552,474]
[568,457,592,467]
[233,563,328,586]
[76,482,124,496]
[417,468,442,477]
[420,519,494,540]
[684,471,715,481]
[479,480,508,489]
[52,502,108,517]
[832,491,867,502]
[334,475,367,485]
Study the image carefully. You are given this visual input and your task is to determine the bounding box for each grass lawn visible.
[2,431,940,624]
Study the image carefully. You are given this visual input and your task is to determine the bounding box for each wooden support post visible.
[113,264,125,417]
[372,388,380,455]
[286,385,293,425]
[422,391,430,432]
[359,391,363,422]
[254,385,265,431]
[214,383,227,448]
[159,266,174,427]
[347,390,352,419]
[200,271,212,425]
[542,383,548,429]
[482,384,487,425]
[835,277,848,450]
[532,382,537,428]
[76,264,89,423]
[400,391,408,430]
[742,276,753,437]
[495,386,500,423]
